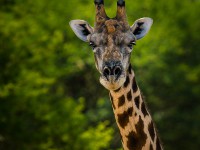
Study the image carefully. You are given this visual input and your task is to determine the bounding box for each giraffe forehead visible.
[105,19,129,33]
[91,31,134,46]
[94,18,129,33]
[105,19,119,33]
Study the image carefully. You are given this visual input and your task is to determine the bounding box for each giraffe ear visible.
[131,17,153,40]
[69,20,93,42]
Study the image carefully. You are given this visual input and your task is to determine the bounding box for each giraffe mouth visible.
[99,74,126,90]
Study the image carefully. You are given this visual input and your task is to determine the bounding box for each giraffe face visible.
[69,0,152,90]
[70,18,152,90]
[89,20,135,90]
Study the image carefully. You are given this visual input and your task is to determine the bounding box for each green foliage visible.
[0,0,113,149]
[0,0,200,150]
[131,1,200,149]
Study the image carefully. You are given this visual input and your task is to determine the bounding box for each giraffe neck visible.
[109,65,162,150]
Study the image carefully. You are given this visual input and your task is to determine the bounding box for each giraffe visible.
[69,0,163,149]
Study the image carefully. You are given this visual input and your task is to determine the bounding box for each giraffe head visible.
[70,0,153,90]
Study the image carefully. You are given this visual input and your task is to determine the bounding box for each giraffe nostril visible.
[103,65,122,81]
[103,61,122,81]
[103,67,111,79]
[114,66,122,76]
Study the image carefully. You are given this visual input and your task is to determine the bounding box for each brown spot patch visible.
[156,136,162,150]
[126,131,137,150]
[126,116,147,150]
[124,75,130,88]
[141,102,149,117]
[132,77,138,92]
[127,90,132,101]
[118,95,125,107]
[148,121,155,141]
[127,107,133,116]
[117,112,129,129]
[134,96,140,109]
[117,107,133,129]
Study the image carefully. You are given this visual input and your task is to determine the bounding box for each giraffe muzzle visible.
[103,61,122,82]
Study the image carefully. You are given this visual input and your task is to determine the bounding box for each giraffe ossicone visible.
[69,0,163,150]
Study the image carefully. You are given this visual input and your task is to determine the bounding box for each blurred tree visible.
[0,0,113,149]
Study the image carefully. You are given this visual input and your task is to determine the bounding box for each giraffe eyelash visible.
[128,41,136,49]
[131,41,136,45]
[89,41,97,49]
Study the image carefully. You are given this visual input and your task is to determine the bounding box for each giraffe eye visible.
[128,41,136,49]
[89,41,97,49]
